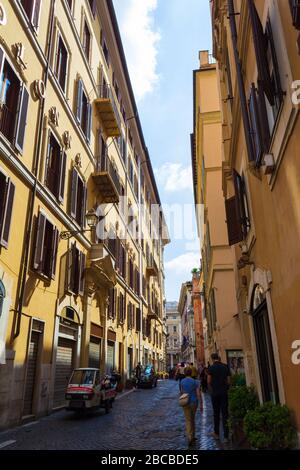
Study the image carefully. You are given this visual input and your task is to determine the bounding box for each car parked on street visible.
[137,365,158,389]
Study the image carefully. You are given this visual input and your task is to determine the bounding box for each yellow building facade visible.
[212,0,300,437]
[0,0,168,430]
[191,51,243,368]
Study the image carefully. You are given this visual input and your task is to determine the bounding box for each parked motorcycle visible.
[65,368,117,414]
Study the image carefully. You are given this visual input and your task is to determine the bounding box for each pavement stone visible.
[0,380,232,450]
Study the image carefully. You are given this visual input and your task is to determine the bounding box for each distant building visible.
[165,302,182,369]
[178,282,196,364]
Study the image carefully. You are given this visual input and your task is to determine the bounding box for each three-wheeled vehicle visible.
[65,368,117,414]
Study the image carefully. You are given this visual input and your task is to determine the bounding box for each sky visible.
[113,0,212,302]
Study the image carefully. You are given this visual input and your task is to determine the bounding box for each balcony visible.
[148,305,159,320]
[146,255,159,277]
[94,85,121,138]
[92,153,120,204]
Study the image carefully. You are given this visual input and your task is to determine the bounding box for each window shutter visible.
[127,303,131,329]
[0,48,5,77]
[32,0,42,29]
[50,227,59,279]
[91,0,97,17]
[248,0,274,105]
[66,244,77,293]
[249,84,264,166]
[14,85,29,153]
[265,19,283,105]
[136,308,141,332]
[0,179,15,248]
[225,196,243,246]
[33,212,46,271]
[289,0,300,30]
[78,251,86,296]
[233,170,248,238]
[81,184,87,227]
[86,102,92,143]
[58,151,67,203]
[70,168,78,219]
[76,79,83,123]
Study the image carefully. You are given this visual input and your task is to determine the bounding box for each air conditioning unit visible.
[263,154,275,175]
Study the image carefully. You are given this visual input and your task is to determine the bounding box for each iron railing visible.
[0,103,14,142]
[96,151,121,195]
[97,84,121,132]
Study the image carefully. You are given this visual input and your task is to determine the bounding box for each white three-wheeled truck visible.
[65,368,117,414]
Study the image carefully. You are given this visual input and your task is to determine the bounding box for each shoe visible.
[208,432,220,440]
[188,440,195,448]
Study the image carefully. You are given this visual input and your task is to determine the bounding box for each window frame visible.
[53,29,70,96]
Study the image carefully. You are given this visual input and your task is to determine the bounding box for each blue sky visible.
[113,0,212,301]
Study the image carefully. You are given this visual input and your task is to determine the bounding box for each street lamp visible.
[60,209,98,240]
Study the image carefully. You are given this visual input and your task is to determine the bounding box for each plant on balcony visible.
[244,402,297,450]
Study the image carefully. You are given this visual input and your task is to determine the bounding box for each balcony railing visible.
[0,103,14,142]
[94,84,121,137]
[146,254,159,277]
[92,152,120,203]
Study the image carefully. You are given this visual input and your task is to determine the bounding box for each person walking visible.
[207,353,231,443]
[134,362,142,389]
[190,362,198,379]
[180,367,203,447]
[200,365,208,393]
[176,362,186,389]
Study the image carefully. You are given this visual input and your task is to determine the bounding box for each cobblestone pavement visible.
[0,380,231,450]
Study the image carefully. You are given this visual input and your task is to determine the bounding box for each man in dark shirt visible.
[207,353,231,442]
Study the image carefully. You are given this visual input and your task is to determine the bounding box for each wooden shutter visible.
[225,196,243,246]
[33,212,46,271]
[70,168,78,219]
[50,227,59,279]
[233,170,248,238]
[78,251,86,296]
[66,244,76,293]
[248,0,274,105]
[76,79,83,123]
[14,85,29,153]
[289,0,300,30]
[136,308,141,332]
[91,0,97,18]
[265,19,283,105]
[58,151,67,203]
[32,0,42,29]
[0,179,15,248]
[81,184,87,227]
[86,102,92,143]
[127,303,131,329]
[249,84,263,165]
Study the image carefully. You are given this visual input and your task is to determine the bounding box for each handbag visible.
[179,393,190,407]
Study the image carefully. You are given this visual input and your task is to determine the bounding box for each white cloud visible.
[154,162,193,192]
[114,0,161,101]
[165,252,200,275]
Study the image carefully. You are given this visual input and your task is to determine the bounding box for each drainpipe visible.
[14,0,56,339]
[227,0,254,163]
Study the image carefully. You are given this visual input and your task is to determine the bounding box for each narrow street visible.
[0,380,230,451]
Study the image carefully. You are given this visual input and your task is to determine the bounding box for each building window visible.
[88,0,96,18]
[0,280,5,318]
[101,32,109,67]
[45,133,66,202]
[20,0,42,29]
[54,34,68,93]
[0,170,15,249]
[82,21,91,62]
[118,292,125,324]
[290,1,300,30]
[173,326,177,333]
[32,211,59,279]
[76,79,92,143]
[248,1,283,149]
[66,243,86,295]
[225,170,250,246]
[70,168,87,227]
[0,50,29,153]
[66,0,72,11]
[108,288,116,319]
